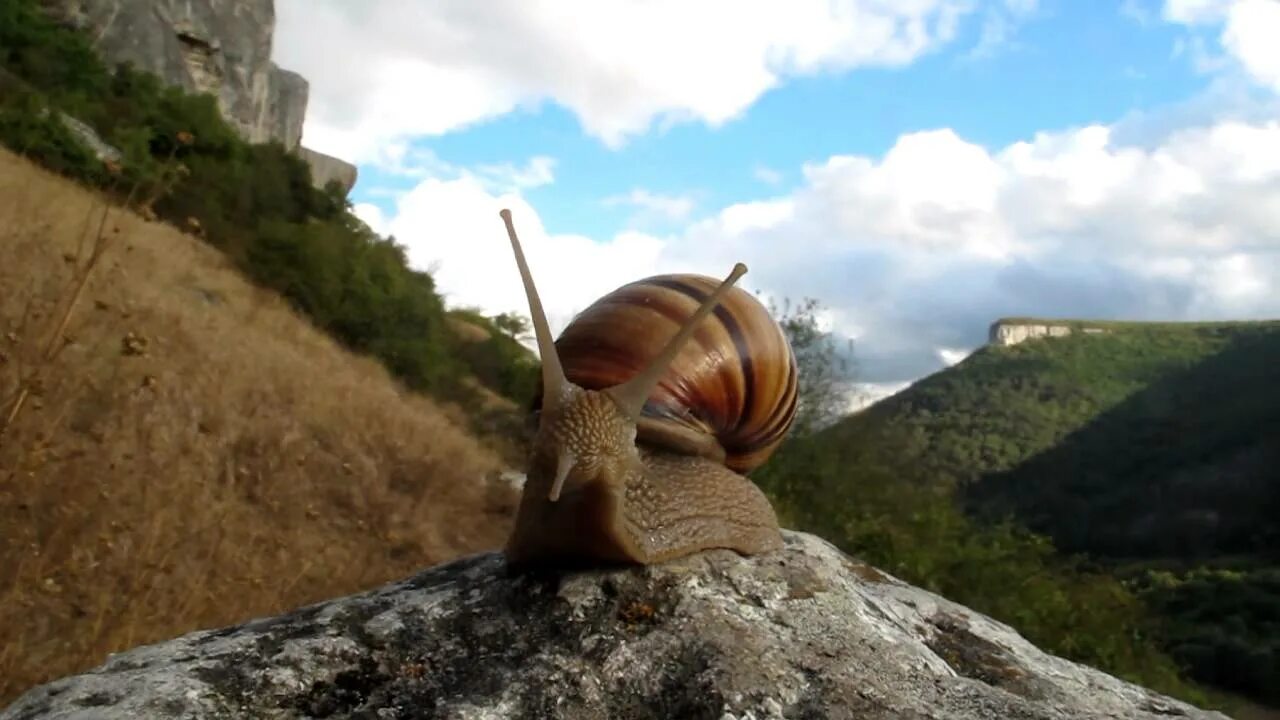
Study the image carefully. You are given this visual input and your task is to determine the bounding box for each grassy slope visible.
[0,149,520,704]
[811,320,1280,705]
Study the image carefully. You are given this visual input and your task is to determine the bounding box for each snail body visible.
[498,209,795,567]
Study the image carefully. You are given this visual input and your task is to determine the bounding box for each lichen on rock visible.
[0,532,1228,720]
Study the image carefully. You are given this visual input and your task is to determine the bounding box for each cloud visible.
[753,165,784,186]
[1163,0,1233,23]
[1163,0,1280,91]
[1221,0,1280,91]
[274,0,980,162]
[957,0,1040,60]
[365,148,557,195]
[352,202,389,235]
[602,189,696,225]
[937,347,975,365]
[847,381,912,413]
[475,156,557,190]
[371,174,667,336]
[1121,0,1155,25]
[964,0,1039,59]
[372,116,1280,387]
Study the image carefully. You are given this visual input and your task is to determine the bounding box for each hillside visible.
[0,2,546,705]
[0,147,520,704]
[0,0,539,421]
[771,321,1280,707]
[970,321,1279,564]
[1,0,1270,715]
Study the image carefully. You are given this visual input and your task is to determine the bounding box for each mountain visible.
[776,318,1280,707]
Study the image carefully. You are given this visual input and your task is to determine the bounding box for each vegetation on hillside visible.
[758,318,1279,708]
[0,0,538,416]
[973,324,1279,563]
[0,148,519,705]
[3,0,1269,712]
[753,309,1212,707]
[968,324,1280,704]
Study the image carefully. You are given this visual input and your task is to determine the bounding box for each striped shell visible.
[533,274,798,474]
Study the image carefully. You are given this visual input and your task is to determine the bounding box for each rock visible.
[42,0,298,148]
[988,319,1109,347]
[40,0,354,195]
[55,113,123,164]
[296,146,359,197]
[0,531,1227,720]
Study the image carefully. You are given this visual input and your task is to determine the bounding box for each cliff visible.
[988,318,1107,346]
[40,0,357,195]
[297,146,359,196]
[0,531,1226,720]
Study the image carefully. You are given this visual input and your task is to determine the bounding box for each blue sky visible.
[275,0,1280,401]
[347,0,1204,239]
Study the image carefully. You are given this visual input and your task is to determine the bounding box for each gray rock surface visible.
[297,146,359,196]
[41,0,354,194]
[0,531,1228,720]
[43,0,302,148]
[56,113,123,163]
[987,319,1109,347]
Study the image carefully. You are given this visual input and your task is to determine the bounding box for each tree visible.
[492,312,532,344]
[769,296,857,438]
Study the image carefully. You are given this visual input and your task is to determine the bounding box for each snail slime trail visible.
[498,209,794,568]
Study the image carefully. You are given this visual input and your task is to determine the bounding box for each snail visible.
[497,208,797,567]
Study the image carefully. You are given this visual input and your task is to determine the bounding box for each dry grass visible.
[0,148,520,704]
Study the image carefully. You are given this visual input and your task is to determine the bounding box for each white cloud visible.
[352,202,389,235]
[964,0,1039,59]
[374,175,667,336]
[1121,0,1155,25]
[753,165,784,186]
[1164,0,1233,23]
[937,347,974,365]
[372,116,1280,386]
[1164,0,1280,92]
[1222,0,1280,91]
[475,156,558,191]
[363,148,557,196]
[275,0,980,163]
[603,189,696,224]
[847,381,912,412]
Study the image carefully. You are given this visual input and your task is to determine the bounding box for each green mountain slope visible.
[970,323,1280,564]
[763,318,1279,705]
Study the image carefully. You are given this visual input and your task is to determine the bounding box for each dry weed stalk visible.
[0,134,189,450]
[1,168,121,449]
[0,146,518,705]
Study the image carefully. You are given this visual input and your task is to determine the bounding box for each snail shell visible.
[531,274,798,474]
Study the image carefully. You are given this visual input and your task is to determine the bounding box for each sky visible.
[273,0,1280,404]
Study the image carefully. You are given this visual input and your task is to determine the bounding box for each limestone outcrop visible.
[988,319,1108,347]
[297,146,359,196]
[0,531,1226,720]
[40,0,357,195]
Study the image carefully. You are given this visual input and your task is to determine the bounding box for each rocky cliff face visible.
[41,0,357,195]
[297,146,359,196]
[0,531,1225,720]
[988,319,1108,347]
